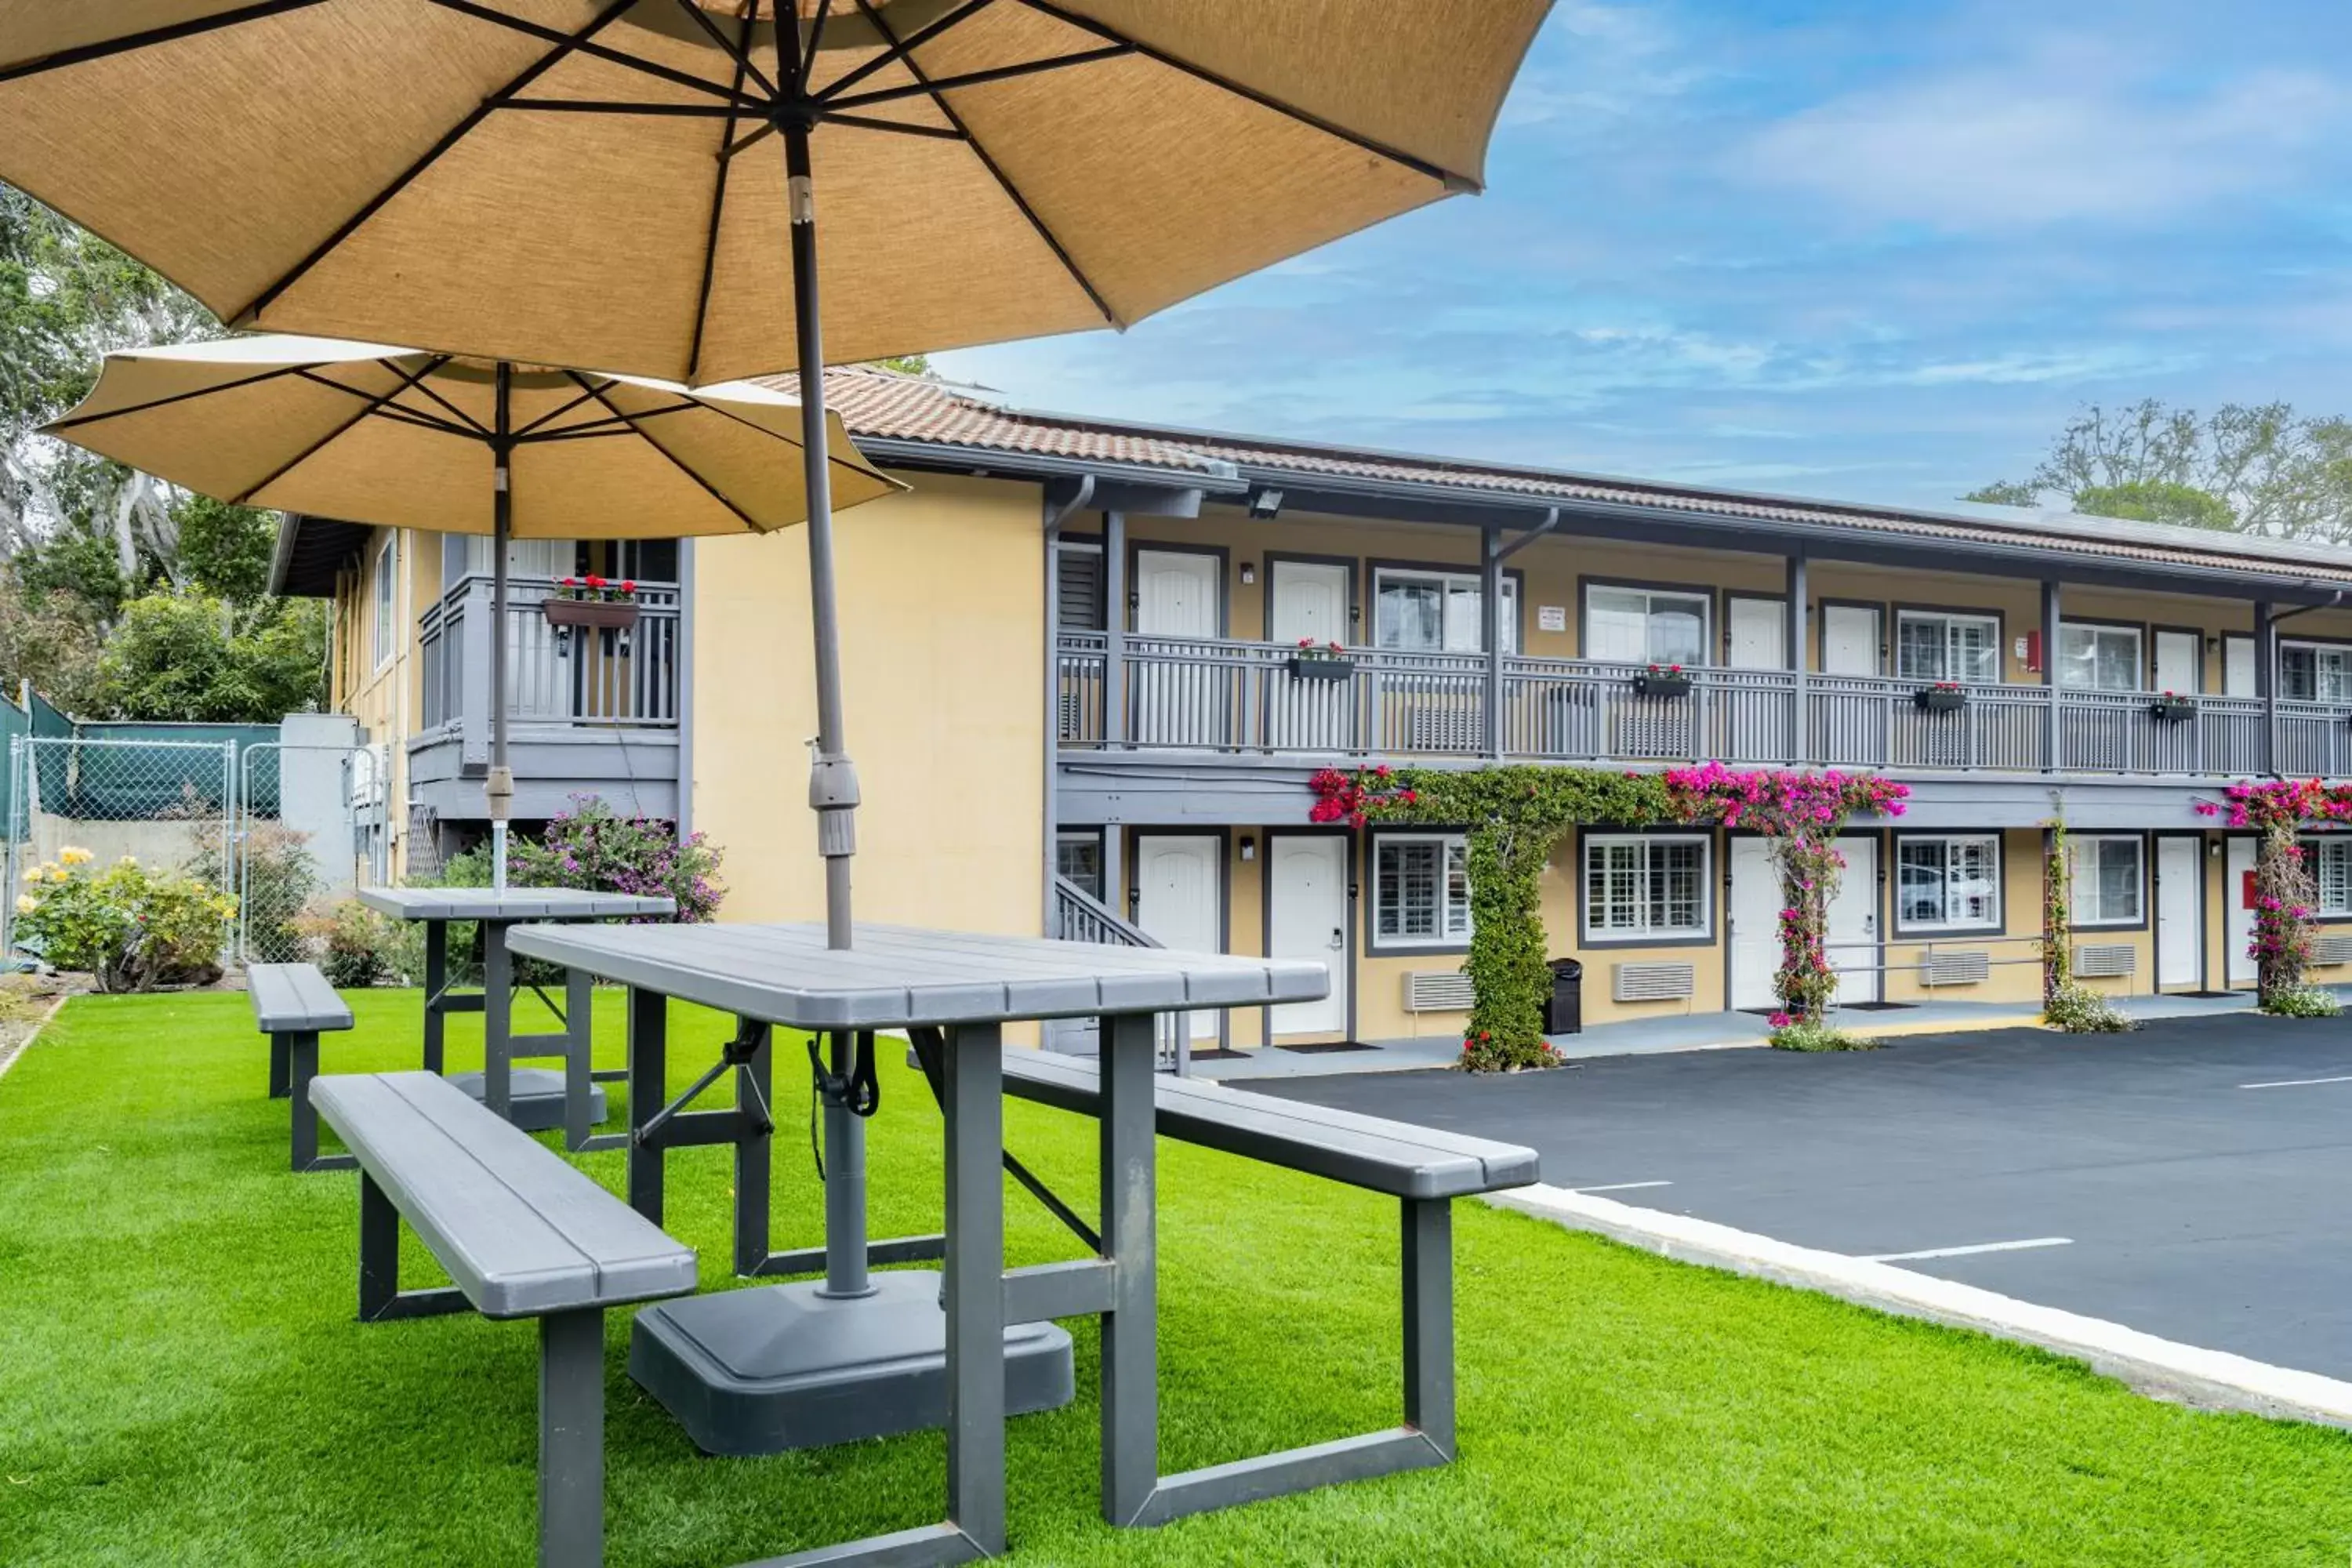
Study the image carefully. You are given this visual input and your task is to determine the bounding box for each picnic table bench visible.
[310,1070,696,1568]
[248,962,355,1172]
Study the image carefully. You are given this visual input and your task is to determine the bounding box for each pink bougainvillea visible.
[2194,779,2352,1007]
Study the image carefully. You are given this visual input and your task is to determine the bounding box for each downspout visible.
[1042,475,1096,936]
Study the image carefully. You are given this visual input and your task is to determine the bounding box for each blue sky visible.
[931,0,2352,511]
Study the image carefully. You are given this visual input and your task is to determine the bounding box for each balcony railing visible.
[419,575,681,742]
[1056,633,2339,779]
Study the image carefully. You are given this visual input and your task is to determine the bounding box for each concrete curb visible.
[1489,1183,2352,1429]
[0,989,67,1083]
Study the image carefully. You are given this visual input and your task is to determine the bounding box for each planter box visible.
[1285,655,1355,682]
[1915,687,1967,713]
[543,598,639,632]
[2149,698,2197,723]
[1632,673,1692,699]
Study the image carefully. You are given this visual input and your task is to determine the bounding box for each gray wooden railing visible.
[1056,633,2309,779]
[1046,874,1193,1072]
[418,575,681,741]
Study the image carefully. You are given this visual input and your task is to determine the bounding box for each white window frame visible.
[2058,622,2144,692]
[2279,641,2352,702]
[1894,834,2002,933]
[1894,610,1999,684]
[2070,834,2144,927]
[1581,833,1711,943]
[1582,583,1709,668]
[1373,832,1472,949]
[1372,567,1516,655]
[371,535,397,671]
[2303,836,2352,918]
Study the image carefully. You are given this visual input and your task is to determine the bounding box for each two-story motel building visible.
[273,367,2352,1048]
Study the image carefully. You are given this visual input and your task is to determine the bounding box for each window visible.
[2303,837,2352,917]
[2279,643,2352,702]
[371,535,397,670]
[1896,835,2001,931]
[1375,833,1471,946]
[1055,832,1103,902]
[1583,835,1710,940]
[1895,611,1998,683]
[2070,835,2143,926]
[1584,585,1708,666]
[1374,568,1515,654]
[2059,623,2143,691]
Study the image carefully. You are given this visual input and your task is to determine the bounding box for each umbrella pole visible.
[786,121,873,1301]
[488,361,514,895]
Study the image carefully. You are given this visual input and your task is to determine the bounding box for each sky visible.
[931,0,2352,513]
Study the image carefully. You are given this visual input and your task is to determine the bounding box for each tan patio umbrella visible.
[43,333,900,887]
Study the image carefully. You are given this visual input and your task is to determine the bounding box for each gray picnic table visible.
[503,919,1328,1566]
[358,887,673,1143]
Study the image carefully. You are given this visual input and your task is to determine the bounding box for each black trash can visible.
[1546,958,1583,1036]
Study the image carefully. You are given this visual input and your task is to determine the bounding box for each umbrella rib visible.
[816,111,966,141]
[516,401,706,442]
[231,356,456,505]
[848,0,1118,328]
[290,368,490,437]
[42,364,314,435]
[499,99,742,116]
[422,0,763,107]
[564,372,769,532]
[825,43,1131,111]
[720,123,779,162]
[675,379,899,491]
[511,382,615,438]
[1015,0,1473,191]
[668,0,779,99]
[686,0,762,387]
[819,0,1000,103]
[233,0,644,326]
[0,0,328,86]
[797,0,833,96]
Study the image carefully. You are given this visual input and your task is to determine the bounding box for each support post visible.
[1099,1011,1160,1526]
[2256,599,2277,777]
[1402,1198,1455,1458]
[944,1020,1007,1555]
[732,1020,774,1278]
[268,1034,292,1099]
[2042,579,2062,772]
[488,359,514,895]
[537,1307,606,1568]
[561,964,596,1151]
[1787,553,1809,764]
[1483,524,1503,759]
[626,986,666,1222]
[423,919,448,1076]
[1104,510,1128,749]
[288,1032,320,1171]
[358,1174,401,1320]
[483,920,514,1120]
[819,1030,874,1298]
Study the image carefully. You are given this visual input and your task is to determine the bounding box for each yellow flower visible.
[57,846,93,866]
[13,895,34,916]
[19,865,38,884]
[116,855,136,867]
[47,866,69,883]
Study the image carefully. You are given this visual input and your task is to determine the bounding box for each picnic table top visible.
[503,921,1329,1029]
[357,887,676,922]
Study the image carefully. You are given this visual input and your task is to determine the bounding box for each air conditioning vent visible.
[1402,971,1475,1013]
[2074,944,2136,978]
[1921,949,1990,986]
[2312,935,2352,967]
[1613,961,1695,1003]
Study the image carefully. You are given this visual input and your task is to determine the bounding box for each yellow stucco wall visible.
[691,474,1047,936]
[331,524,430,881]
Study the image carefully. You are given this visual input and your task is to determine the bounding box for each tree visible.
[867,354,933,376]
[1967,399,2352,543]
[171,492,278,601]
[90,591,326,724]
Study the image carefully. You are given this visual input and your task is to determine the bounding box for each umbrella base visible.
[629,1270,1076,1455]
[446,1067,604,1134]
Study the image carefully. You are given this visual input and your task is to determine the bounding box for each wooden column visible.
[2042,580,2062,773]
[1787,553,1809,764]
[1483,523,1503,760]
[1103,510,1127,750]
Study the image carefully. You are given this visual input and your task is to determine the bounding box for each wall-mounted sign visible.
[1537,604,1567,633]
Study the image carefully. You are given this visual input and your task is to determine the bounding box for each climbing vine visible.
[2194,779,2352,1013]
[1308,761,1906,1069]
[2043,818,2071,1003]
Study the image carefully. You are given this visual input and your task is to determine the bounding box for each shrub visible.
[1766,1014,1874,1051]
[13,847,236,992]
[187,818,318,964]
[290,898,405,988]
[2043,983,2135,1033]
[509,797,724,921]
[2259,984,2341,1019]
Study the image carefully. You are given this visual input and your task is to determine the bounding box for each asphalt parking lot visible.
[1261,1014,2352,1381]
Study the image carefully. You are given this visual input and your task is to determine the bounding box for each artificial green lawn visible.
[5,990,2352,1566]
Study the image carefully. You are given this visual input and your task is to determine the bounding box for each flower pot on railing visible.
[543,575,641,639]
[2149,694,2197,723]
[1286,639,1354,681]
[1632,664,1692,699]
[1915,682,1967,713]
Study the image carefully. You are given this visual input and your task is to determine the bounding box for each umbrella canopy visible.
[0,1,1551,385]
[42,334,899,534]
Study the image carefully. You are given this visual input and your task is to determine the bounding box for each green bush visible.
[2043,983,2136,1033]
[1767,1018,1874,1051]
[289,898,405,988]
[13,848,236,992]
[2259,984,2341,1018]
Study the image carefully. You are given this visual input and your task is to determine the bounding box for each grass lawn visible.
[5,989,2352,1566]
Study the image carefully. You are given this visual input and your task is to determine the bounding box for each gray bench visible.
[953,1040,1537,1523]
[249,963,356,1172]
[310,1071,697,1568]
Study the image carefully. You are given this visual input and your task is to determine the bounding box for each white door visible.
[2227,837,2256,987]
[1268,561,1352,750]
[1133,550,1222,745]
[1822,605,1879,676]
[1828,835,1879,1004]
[1728,837,1780,1010]
[2224,636,2256,699]
[2156,837,2201,991]
[1728,597,1788,670]
[2154,630,2199,695]
[1136,834,1221,1040]
[1268,835,1348,1036]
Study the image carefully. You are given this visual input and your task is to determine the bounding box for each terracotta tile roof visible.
[780,368,2352,592]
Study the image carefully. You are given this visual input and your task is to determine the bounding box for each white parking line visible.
[2239,1074,2352,1091]
[1860,1236,2073,1263]
[1570,1180,1674,1193]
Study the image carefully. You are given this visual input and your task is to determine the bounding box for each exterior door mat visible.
[1185,1047,1249,1062]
